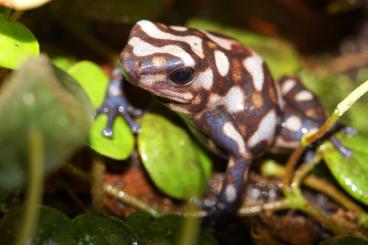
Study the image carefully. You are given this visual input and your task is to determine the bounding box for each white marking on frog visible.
[138,20,204,58]
[243,54,264,91]
[248,110,277,147]
[225,184,237,203]
[140,74,165,86]
[224,86,245,113]
[223,122,247,155]
[295,90,313,101]
[129,37,195,67]
[214,50,230,76]
[204,31,234,50]
[281,79,296,94]
[193,68,214,90]
[284,115,302,132]
[170,25,188,31]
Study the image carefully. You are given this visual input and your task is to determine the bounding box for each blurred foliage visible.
[0,56,91,191]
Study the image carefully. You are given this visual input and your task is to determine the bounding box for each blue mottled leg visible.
[194,109,252,216]
[96,68,141,137]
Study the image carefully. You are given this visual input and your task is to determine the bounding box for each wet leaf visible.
[137,113,212,200]
[319,235,368,245]
[73,213,139,244]
[126,212,218,245]
[0,206,79,244]
[50,0,170,23]
[0,15,39,69]
[187,18,300,79]
[0,206,139,244]
[67,61,135,160]
[320,133,368,206]
[0,55,92,191]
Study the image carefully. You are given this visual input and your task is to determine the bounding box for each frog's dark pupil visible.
[169,67,195,85]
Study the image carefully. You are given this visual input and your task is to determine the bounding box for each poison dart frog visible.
[97,20,350,216]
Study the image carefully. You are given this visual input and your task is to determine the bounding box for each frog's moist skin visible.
[120,20,326,214]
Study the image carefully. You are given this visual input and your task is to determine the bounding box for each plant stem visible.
[238,199,291,215]
[16,129,44,245]
[91,157,105,213]
[9,10,23,21]
[103,183,161,217]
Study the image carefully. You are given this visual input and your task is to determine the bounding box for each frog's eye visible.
[169,67,195,85]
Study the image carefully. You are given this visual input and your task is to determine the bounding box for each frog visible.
[97,20,350,215]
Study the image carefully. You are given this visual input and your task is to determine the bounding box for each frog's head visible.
[121,20,236,113]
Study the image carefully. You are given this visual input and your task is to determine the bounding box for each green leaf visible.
[319,235,368,245]
[126,212,218,245]
[0,15,39,69]
[320,132,368,205]
[50,0,170,23]
[0,206,79,244]
[137,113,212,200]
[187,18,300,79]
[73,213,139,244]
[89,115,135,160]
[67,61,109,107]
[67,61,135,160]
[0,55,92,191]
[0,206,139,244]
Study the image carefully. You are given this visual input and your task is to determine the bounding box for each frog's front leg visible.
[96,68,142,137]
[194,109,252,216]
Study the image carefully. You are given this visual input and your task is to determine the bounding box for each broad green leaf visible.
[0,206,138,244]
[0,206,79,244]
[126,212,218,245]
[319,235,368,245]
[67,61,135,160]
[73,213,139,244]
[0,55,92,191]
[320,133,368,205]
[138,113,212,200]
[187,18,300,79]
[67,61,109,107]
[50,0,169,23]
[0,15,39,69]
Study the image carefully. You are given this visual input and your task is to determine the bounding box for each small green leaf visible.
[52,56,76,71]
[321,133,368,206]
[73,213,139,244]
[89,115,135,160]
[187,18,300,79]
[67,61,109,107]
[0,55,91,191]
[0,15,39,69]
[138,113,212,200]
[319,235,368,245]
[67,61,135,160]
[0,206,79,244]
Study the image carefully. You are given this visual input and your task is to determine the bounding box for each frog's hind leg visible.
[275,76,352,157]
[274,76,326,151]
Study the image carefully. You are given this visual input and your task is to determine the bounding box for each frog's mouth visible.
[154,95,182,105]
